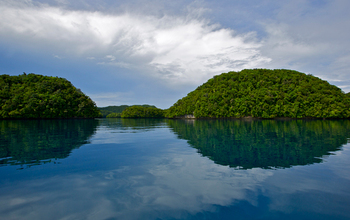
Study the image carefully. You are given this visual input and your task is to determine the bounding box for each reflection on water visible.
[97,118,167,131]
[168,119,350,169]
[1,118,348,169]
[0,119,99,167]
[0,118,349,220]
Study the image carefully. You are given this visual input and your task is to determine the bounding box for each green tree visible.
[106,113,121,118]
[121,106,165,118]
[98,105,157,117]
[0,73,100,119]
[165,69,350,119]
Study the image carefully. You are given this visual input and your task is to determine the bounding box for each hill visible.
[99,105,157,117]
[121,106,165,118]
[165,69,350,119]
[0,73,100,119]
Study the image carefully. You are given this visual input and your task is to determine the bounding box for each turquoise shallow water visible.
[0,118,350,220]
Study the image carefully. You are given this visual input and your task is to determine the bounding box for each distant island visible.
[0,73,100,119]
[2,69,350,119]
[98,105,161,118]
[165,69,350,119]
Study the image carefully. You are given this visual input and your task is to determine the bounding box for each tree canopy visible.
[121,106,165,118]
[165,69,350,119]
[106,112,121,118]
[99,105,157,117]
[0,73,100,119]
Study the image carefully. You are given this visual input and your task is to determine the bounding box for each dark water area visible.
[168,119,350,169]
[0,119,98,167]
[0,118,349,219]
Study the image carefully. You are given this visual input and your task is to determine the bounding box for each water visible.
[0,118,349,220]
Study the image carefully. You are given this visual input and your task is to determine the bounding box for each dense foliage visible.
[165,69,350,119]
[0,119,98,167]
[0,73,100,119]
[168,119,350,169]
[99,105,157,117]
[121,106,165,118]
[106,113,121,118]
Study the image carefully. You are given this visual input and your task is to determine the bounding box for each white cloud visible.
[259,0,350,91]
[53,54,64,59]
[148,26,270,85]
[3,0,349,102]
[89,92,135,107]
[0,0,271,87]
[105,55,116,61]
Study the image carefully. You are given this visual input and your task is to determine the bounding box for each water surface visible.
[0,118,349,220]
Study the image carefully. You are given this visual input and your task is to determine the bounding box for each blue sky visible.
[1,0,349,109]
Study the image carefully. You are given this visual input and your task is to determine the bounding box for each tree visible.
[0,73,100,119]
[121,106,165,118]
[165,69,350,119]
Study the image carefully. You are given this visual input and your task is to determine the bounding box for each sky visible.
[1,0,349,109]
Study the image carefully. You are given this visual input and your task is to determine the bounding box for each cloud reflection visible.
[0,142,273,219]
[0,120,349,219]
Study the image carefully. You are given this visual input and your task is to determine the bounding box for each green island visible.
[98,105,160,118]
[120,105,165,118]
[1,69,350,119]
[165,69,350,119]
[0,73,100,119]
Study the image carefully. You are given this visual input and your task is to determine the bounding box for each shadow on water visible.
[167,119,350,169]
[0,119,99,168]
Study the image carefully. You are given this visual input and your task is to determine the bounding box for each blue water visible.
[0,118,349,220]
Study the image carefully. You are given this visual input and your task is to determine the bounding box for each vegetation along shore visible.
[0,73,100,119]
[166,69,350,119]
[1,69,350,119]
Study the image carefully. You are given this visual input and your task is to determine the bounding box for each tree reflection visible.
[0,119,99,168]
[167,119,350,169]
[98,118,167,131]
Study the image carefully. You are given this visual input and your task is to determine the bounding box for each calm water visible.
[0,118,350,220]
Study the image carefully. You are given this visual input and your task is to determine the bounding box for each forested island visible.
[165,69,350,119]
[2,69,350,119]
[98,105,160,118]
[0,73,100,119]
[120,105,165,118]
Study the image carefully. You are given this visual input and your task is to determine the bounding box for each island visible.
[120,105,165,118]
[2,69,350,120]
[0,73,100,119]
[165,69,350,119]
[98,105,159,118]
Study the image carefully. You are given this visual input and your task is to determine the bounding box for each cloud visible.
[3,0,350,108]
[89,92,135,107]
[53,54,64,59]
[0,0,271,87]
[148,26,270,85]
[259,0,350,91]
